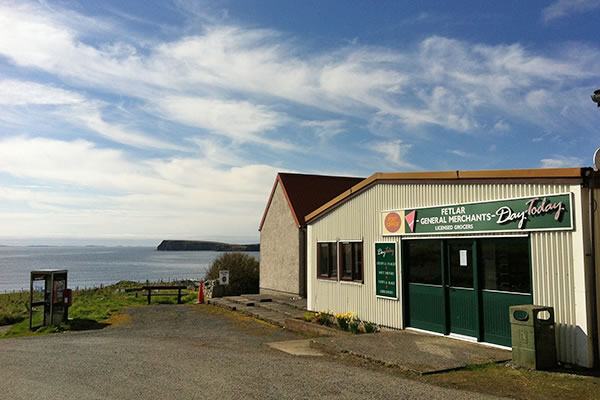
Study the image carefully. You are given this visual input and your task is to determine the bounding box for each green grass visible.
[0,281,198,338]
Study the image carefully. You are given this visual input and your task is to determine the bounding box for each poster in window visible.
[375,242,398,299]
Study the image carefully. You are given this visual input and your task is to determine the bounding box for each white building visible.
[305,168,600,368]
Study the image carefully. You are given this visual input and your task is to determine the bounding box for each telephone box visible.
[29,270,72,330]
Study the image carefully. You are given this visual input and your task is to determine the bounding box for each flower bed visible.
[304,310,379,334]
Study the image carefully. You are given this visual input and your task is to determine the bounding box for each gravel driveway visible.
[0,305,503,399]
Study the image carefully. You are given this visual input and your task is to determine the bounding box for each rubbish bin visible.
[509,305,557,370]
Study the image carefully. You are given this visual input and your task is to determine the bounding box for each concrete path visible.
[312,330,511,374]
[209,294,511,374]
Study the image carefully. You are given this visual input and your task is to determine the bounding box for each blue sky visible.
[0,0,599,245]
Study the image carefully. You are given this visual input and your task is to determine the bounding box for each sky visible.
[0,0,599,246]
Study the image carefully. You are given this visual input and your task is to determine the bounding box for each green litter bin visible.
[509,305,557,370]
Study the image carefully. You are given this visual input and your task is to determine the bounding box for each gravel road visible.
[0,305,504,399]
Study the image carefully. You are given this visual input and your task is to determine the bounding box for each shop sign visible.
[375,242,398,299]
[382,193,572,235]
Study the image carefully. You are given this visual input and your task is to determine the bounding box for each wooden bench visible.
[142,285,187,305]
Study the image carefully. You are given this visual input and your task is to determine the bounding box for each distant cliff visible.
[156,240,259,252]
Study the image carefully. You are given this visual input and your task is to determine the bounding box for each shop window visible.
[339,241,363,282]
[480,237,530,294]
[317,242,337,279]
[405,240,442,285]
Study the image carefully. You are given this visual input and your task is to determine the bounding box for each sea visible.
[0,246,259,293]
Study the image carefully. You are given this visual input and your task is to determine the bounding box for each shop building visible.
[305,168,600,367]
[259,172,362,297]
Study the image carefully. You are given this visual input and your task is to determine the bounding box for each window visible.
[339,241,363,282]
[480,237,530,294]
[317,242,337,279]
[405,240,442,285]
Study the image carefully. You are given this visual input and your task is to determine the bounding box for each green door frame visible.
[445,239,479,338]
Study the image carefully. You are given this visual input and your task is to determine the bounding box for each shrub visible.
[205,252,259,296]
[349,320,360,334]
[363,321,377,333]
[303,311,315,322]
[334,311,355,331]
[315,310,332,326]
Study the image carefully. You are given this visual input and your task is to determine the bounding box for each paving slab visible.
[311,329,511,375]
[266,339,324,356]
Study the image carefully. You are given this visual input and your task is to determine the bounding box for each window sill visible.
[316,277,339,283]
[340,280,364,286]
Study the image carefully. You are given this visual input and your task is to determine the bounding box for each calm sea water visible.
[0,246,259,292]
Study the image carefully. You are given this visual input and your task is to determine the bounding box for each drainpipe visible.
[588,176,599,368]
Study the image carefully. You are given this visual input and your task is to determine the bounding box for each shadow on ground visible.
[66,318,111,331]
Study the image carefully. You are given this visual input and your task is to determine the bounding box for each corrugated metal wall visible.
[308,182,586,365]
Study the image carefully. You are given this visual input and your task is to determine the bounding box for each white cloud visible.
[493,120,511,132]
[0,136,281,239]
[1,2,598,141]
[0,79,182,151]
[540,155,585,168]
[494,119,511,132]
[0,80,85,105]
[367,140,417,170]
[525,89,552,109]
[76,110,189,151]
[447,149,471,158]
[301,120,346,138]
[156,96,290,148]
[542,0,600,22]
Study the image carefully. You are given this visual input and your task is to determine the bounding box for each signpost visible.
[375,242,398,299]
[382,193,573,236]
[219,270,230,286]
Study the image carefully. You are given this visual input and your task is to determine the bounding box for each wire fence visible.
[2,277,204,295]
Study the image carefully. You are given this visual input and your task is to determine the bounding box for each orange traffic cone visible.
[196,280,205,304]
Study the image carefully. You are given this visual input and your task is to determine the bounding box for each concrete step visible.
[240,294,307,311]
[254,302,306,319]
[240,294,273,303]
[270,297,307,311]
[208,297,286,327]
[208,294,309,329]
[226,296,255,307]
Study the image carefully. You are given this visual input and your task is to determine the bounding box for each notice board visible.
[375,242,397,299]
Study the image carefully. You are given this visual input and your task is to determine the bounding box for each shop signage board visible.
[375,242,398,299]
[381,193,573,236]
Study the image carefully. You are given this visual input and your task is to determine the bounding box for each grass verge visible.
[0,281,198,338]
[423,361,600,400]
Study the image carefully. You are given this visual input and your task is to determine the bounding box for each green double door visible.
[404,238,532,346]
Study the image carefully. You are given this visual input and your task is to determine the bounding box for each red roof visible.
[259,172,364,230]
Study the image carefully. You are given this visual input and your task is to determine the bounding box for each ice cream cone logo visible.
[405,210,416,233]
